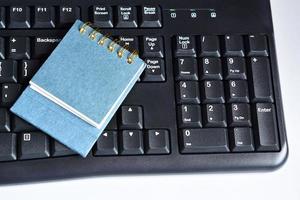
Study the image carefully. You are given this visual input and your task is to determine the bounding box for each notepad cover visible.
[11,20,146,157]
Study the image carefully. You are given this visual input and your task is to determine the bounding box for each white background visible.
[1,0,300,199]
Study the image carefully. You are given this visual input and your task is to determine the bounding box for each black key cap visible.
[120,130,144,155]
[52,140,76,157]
[33,37,61,58]
[58,6,80,27]
[0,7,5,29]
[94,130,118,156]
[18,132,50,160]
[33,6,55,28]
[142,36,164,58]
[142,58,165,82]
[0,60,18,83]
[175,58,198,81]
[176,81,200,104]
[119,106,143,129]
[180,128,229,153]
[249,57,273,102]
[1,83,22,106]
[198,35,220,57]
[19,60,41,83]
[174,36,196,57]
[177,105,202,128]
[200,57,222,80]
[8,6,31,29]
[229,128,254,152]
[253,104,279,151]
[105,115,117,130]
[223,35,244,57]
[0,133,16,161]
[140,6,162,28]
[8,37,30,59]
[116,6,138,28]
[12,115,38,132]
[119,36,139,51]
[91,6,113,28]
[228,104,251,127]
[145,130,170,154]
[226,80,249,103]
[203,104,227,127]
[224,57,247,80]
[201,81,225,103]
[0,37,4,59]
[0,108,10,132]
[247,35,268,56]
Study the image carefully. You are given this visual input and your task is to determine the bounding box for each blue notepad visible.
[11,20,146,157]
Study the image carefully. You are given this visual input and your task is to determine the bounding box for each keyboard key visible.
[223,35,244,57]
[176,81,200,104]
[229,128,254,152]
[120,130,144,155]
[33,6,55,28]
[247,35,268,56]
[175,58,198,81]
[51,140,76,157]
[119,36,139,51]
[8,37,30,59]
[224,57,247,80]
[12,115,38,132]
[58,6,80,27]
[177,105,202,128]
[200,81,225,103]
[1,83,22,106]
[142,36,164,58]
[226,80,249,103]
[180,128,229,153]
[91,6,113,28]
[8,6,31,29]
[142,58,165,82]
[0,7,5,28]
[249,57,273,102]
[116,6,138,28]
[253,104,279,151]
[0,108,10,132]
[200,57,222,80]
[94,130,118,156]
[198,35,220,57]
[119,106,143,129]
[18,132,50,160]
[228,104,251,127]
[0,60,18,83]
[0,133,17,161]
[145,130,170,154]
[203,104,227,127]
[0,37,4,59]
[19,60,41,83]
[174,36,196,57]
[140,6,162,28]
[33,37,61,58]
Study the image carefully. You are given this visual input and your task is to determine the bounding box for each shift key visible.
[33,37,61,58]
[254,103,279,151]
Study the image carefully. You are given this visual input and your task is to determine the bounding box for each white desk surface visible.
[1,0,299,199]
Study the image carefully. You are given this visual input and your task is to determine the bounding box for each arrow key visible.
[119,106,143,129]
[94,130,118,156]
[120,130,144,155]
[145,130,170,154]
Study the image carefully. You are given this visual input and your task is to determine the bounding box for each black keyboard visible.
[0,0,288,184]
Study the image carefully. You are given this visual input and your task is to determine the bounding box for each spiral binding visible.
[79,22,138,64]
